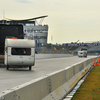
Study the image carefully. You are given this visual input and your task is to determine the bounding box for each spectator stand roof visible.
[0,15,48,25]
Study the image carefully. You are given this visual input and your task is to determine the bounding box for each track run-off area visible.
[0,56,96,93]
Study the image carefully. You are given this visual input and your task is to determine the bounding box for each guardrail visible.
[0,57,96,100]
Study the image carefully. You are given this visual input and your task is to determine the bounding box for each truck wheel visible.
[29,66,31,70]
[6,65,9,70]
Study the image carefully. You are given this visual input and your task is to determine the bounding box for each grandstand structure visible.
[63,41,100,55]
[0,15,48,48]
[73,45,100,55]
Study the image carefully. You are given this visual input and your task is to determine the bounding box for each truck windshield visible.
[11,48,31,55]
[81,48,87,51]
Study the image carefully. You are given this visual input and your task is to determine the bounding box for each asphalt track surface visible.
[0,56,96,93]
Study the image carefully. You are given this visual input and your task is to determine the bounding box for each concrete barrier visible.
[0,57,96,100]
[35,54,73,59]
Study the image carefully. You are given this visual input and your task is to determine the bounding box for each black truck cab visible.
[0,24,24,55]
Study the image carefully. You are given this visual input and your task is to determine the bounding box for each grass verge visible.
[71,65,100,100]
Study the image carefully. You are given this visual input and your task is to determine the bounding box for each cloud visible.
[15,0,33,3]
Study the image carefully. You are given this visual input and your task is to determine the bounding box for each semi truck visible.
[0,24,35,70]
[0,24,24,64]
[78,47,87,57]
[78,50,87,57]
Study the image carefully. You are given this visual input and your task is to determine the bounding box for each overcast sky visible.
[0,0,100,44]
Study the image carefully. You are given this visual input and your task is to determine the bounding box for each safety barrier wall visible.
[0,57,96,100]
[35,54,73,59]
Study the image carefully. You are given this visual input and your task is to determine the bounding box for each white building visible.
[24,25,48,47]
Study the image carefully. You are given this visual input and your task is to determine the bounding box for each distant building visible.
[0,15,48,48]
[24,25,48,48]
